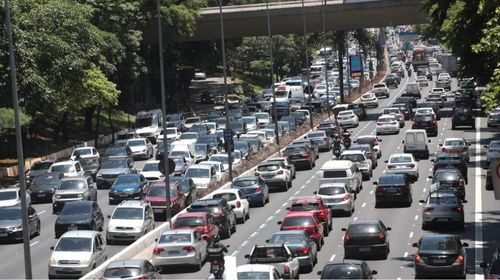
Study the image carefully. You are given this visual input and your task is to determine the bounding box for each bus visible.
[411,47,428,68]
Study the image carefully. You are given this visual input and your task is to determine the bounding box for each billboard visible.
[349,54,363,77]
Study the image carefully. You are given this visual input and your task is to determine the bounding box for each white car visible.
[241,116,258,131]
[184,164,217,189]
[0,187,31,207]
[485,140,500,164]
[360,92,379,107]
[314,182,355,216]
[48,160,85,177]
[106,200,155,244]
[209,153,232,171]
[209,189,250,223]
[198,160,225,181]
[416,75,428,87]
[431,87,447,101]
[255,161,292,192]
[254,112,271,128]
[372,83,390,98]
[415,107,436,118]
[376,114,400,135]
[152,229,208,270]
[265,157,296,179]
[140,161,164,182]
[194,70,207,80]
[161,127,181,141]
[314,84,328,96]
[236,264,281,280]
[179,132,199,145]
[382,107,405,127]
[48,231,107,279]
[339,150,373,180]
[184,117,201,130]
[204,122,217,134]
[384,153,419,181]
[126,138,154,160]
[70,147,99,160]
[336,110,359,128]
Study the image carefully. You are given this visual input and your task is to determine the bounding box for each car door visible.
[140,174,149,195]
[285,245,300,277]
[144,205,154,231]
[86,177,97,200]
[92,202,104,229]
[94,234,106,265]
[27,206,37,235]
[238,190,249,213]
[75,162,83,176]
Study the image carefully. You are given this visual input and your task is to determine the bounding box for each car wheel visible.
[422,223,429,230]
[225,223,231,238]
[232,219,237,233]
[260,196,266,207]
[238,212,246,224]
[36,222,41,237]
[452,124,456,130]
[324,226,329,237]
[106,238,113,245]
[246,210,250,220]
[375,202,380,208]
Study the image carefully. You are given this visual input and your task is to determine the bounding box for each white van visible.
[402,129,431,159]
[318,160,363,193]
[170,142,195,164]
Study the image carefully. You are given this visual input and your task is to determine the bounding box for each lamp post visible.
[156,0,171,224]
[301,0,313,130]
[4,0,33,278]
[321,0,330,117]
[218,0,233,183]
[265,0,280,148]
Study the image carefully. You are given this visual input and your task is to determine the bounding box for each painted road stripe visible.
[414,215,419,220]
[30,241,39,247]
[330,254,336,261]
[361,202,366,208]
[475,117,483,278]
[409,232,414,238]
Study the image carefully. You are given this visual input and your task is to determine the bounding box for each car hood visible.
[57,213,92,224]
[108,219,143,229]
[0,219,22,228]
[27,170,48,177]
[0,200,20,207]
[111,183,141,191]
[135,127,157,134]
[129,146,146,153]
[98,168,129,176]
[191,177,210,187]
[141,171,164,179]
[51,251,92,263]
[146,194,179,202]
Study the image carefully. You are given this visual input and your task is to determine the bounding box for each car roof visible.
[106,259,148,270]
[235,176,260,181]
[389,153,413,158]
[324,260,365,266]
[116,200,148,208]
[321,160,353,170]
[0,187,19,192]
[378,114,396,119]
[236,264,275,272]
[60,176,87,181]
[192,199,222,206]
[349,219,380,225]
[60,230,99,238]
[51,161,76,166]
[291,196,321,204]
[187,164,212,170]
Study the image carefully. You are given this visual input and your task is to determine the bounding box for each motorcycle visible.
[210,258,224,279]
[342,131,352,150]
[407,68,412,76]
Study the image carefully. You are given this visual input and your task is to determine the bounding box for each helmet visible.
[212,235,220,243]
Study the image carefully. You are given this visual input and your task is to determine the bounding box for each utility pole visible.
[4,0,32,277]
[337,31,345,104]
[321,0,330,117]
[266,0,280,148]
[301,0,313,130]
[156,0,171,224]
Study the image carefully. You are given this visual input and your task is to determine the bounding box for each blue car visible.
[109,174,149,205]
[231,176,269,207]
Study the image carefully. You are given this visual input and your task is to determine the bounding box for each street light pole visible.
[301,0,313,130]
[4,0,32,278]
[218,0,233,183]
[156,0,171,224]
[321,0,330,117]
[266,0,280,148]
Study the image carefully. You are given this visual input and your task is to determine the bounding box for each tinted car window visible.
[58,179,86,190]
[60,203,91,215]
[212,193,237,202]
[233,179,259,187]
[104,268,142,278]
[291,202,320,211]
[174,217,205,227]
[348,224,380,234]
[282,216,314,226]
[322,265,362,279]
[318,186,345,195]
[257,165,280,172]
[420,236,458,251]
[323,170,347,178]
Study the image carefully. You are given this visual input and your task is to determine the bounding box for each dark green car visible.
[384,74,400,88]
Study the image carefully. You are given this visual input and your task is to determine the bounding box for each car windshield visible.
[340,154,365,162]
[291,202,320,211]
[166,114,181,121]
[257,165,280,172]
[185,118,200,124]
[323,170,347,178]
[173,158,185,166]
[255,113,268,119]
[115,175,140,185]
[112,207,143,220]
[74,149,92,156]
[444,140,465,146]
[142,162,159,172]
[51,164,74,173]
[33,174,60,186]
[285,146,306,154]
[159,233,192,243]
[348,224,380,234]
[212,193,237,202]
[390,155,412,163]
[282,216,314,227]
[185,168,209,178]
[0,208,21,220]
[104,268,142,278]
[105,147,127,156]
[210,156,229,164]
[490,141,500,149]
[31,162,53,170]
[318,186,346,195]
[269,233,306,244]
[420,236,458,251]
[101,159,127,169]
[127,140,145,147]
[0,191,17,201]
[166,128,177,135]
[180,133,197,140]
[233,179,258,187]
[237,272,270,279]
[308,133,324,138]
[55,237,92,252]
[148,187,177,197]
[60,203,91,215]
[58,179,86,190]
[174,217,205,227]
[242,118,255,124]
[322,265,362,279]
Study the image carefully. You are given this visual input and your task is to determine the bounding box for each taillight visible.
[297,246,310,254]
[407,164,415,168]
[367,152,373,158]
[376,187,384,194]
[302,153,310,157]
[412,121,416,125]
[277,170,284,175]
[153,247,164,254]
[432,120,437,125]
[442,147,447,152]
[342,194,350,201]
[415,254,423,264]
[255,186,262,193]
[318,211,327,218]
[212,259,220,265]
[378,232,386,241]
[183,245,195,252]
[399,186,409,192]
[283,265,290,275]
[424,207,434,212]
[343,233,350,241]
[236,201,241,208]
[135,276,147,280]
[255,171,260,176]
[454,254,465,264]
[453,207,464,212]
[459,179,465,186]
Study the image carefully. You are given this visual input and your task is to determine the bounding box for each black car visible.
[384,74,400,88]
[430,168,466,200]
[318,260,377,279]
[26,160,54,186]
[412,113,438,137]
[187,198,236,238]
[392,103,412,120]
[342,219,391,259]
[480,248,500,279]
[348,103,367,120]
[103,145,133,160]
[275,101,290,119]
[170,176,197,206]
[374,174,412,207]
[30,173,64,203]
[190,124,210,136]
[395,96,417,108]
[54,200,104,238]
[79,156,100,180]
[155,138,175,160]
[413,234,468,279]
[0,205,40,241]
[416,101,441,120]
[452,107,475,129]
[432,153,469,184]
[96,156,136,189]
[318,120,342,138]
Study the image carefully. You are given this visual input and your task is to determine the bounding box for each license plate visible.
[153,209,164,213]
[433,259,447,264]
[169,250,180,255]
[68,225,77,231]
[120,193,128,197]
[437,218,448,222]
[386,188,398,193]
[37,194,45,198]
[0,233,7,237]
[359,248,371,252]
[212,264,221,270]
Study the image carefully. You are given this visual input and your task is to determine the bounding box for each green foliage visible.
[81,66,120,107]
[481,66,500,112]
[0,107,31,135]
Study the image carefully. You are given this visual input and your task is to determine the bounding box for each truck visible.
[135,109,163,144]
[439,53,458,77]
[245,244,300,279]
[411,47,428,68]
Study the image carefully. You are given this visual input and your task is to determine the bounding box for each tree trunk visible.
[84,107,95,133]
[62,112,70,143]
[108,107,115,143]
[338,44,345,104]
[94,106,101,147]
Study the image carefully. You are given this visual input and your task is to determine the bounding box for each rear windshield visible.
[33,174,60,186]
[318,186,345,195]
[323,170,347,178]
[356,138,375,145]
[348,224,380,235]
[282,216,314,227]
[31,162,53,170]
[257,165,280,172]
[290,202,320,211]
[212,193,237,202]
[429,196,458,205]
[390,155,412,163]
[378,175,405,185]
[159,233,192,243]
[174,217,205,227]
[420,236,458,251]
[444,140,465,146]
[104,268,142,278]
[322,265,362,279]
[339,154,365,162]
[233,179,258,187]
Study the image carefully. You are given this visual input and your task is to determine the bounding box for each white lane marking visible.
[361,202,366,208]
[330,254,336,261]
[423,188,426,193]
[409,232,414,238]
[231,250,240,257]
[414,215,419,220]
[305,180,311,184]
[274,209,281,215]
[353,217,358,221]
[397,146,400,149]
[404,252,408,258]
[294,191,300,196]
[241,240,249,247]
[259,224,266,230]
[397,277,402,280]
[475,117,483,278]
[29,241,39,247]
[428,168,432,171]
[426,177,430,182]
[281,202,288,208]
[250,232,257,238]
[38,210,46,215]
[370,190,373,195]
[266,216,273,222]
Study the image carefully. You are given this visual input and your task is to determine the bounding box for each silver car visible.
[314,182,355,216]
[106,200,155,244]
[420,191,465,230]
[152,229,208,270]
[52,176,97,213]
[126,138,154,160]
[306,130,331,152]
[439,137,470,162]
[485,140,500,164]
[103,259,162,279]
[339,150,373,180]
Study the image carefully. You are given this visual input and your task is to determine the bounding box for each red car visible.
[172,212,219,243]
[287,196,332,236]
[278,211,324,249]
[145,181,185,221]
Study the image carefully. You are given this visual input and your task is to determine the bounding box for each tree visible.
[0,108,30,136]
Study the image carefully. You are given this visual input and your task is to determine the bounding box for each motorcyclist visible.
[332,135,342,157]
[207,235,228,279]
[341,126,352,149]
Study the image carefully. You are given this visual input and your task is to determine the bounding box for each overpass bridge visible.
[184,0,426,41]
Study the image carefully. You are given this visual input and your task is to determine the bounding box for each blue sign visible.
[349,55,363,77]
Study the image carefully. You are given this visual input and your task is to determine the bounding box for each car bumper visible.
[415,263,464,278]
[152,253,199,266]
[246,193,265,204]
[344,243,388,256]
[48,265,92,278]
[0,230,23,240]
[376,126,399,134]
[109,192,142,202]
[376,193,411,203]
[31,192,53,202]
[361,100,378,107]
[295,255,314,268]
[324,199,353,213]
[423,213,464,224]
[106,230,143,241]
[337,120,357,127]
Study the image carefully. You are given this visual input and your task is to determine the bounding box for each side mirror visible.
[384,160,388,163]
[463,200,468,203]
[412,242,419,248]
[419,200,425,203]
[439,144,443,146]
[277,221,283,225]
[317,271,322,276]
[341,227,346,231]
[462,242,469,247]
[430,159,435,162]
[313,191,318,195]
[372,270,378,275]
[484,145,489,149]
[373,182,378,185]
[428,139,431,143]
[107,215,111,219]
[386,227,392,231]
[286,207,291,210]
[156,267,163,273]
[186,207,191,212]
[50,246,55,250]
[401,140,404,144]
[244,254,251,259]
[265,239,270,243]
[428,175,433,179]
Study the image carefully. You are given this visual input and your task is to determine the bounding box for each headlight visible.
[141,149,147,152]
[9,225,22,231]
[96,173,102,178]
[79,259,91,266]
[134,226,143,231]
[55,194,62,199]
[77,193,84,198]
[49,258,57,266]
